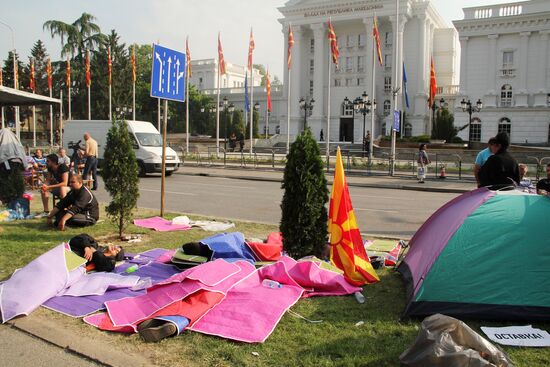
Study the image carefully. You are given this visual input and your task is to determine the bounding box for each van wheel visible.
[138,162,146,177]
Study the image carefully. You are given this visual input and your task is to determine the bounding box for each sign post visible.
[150,43,186,217]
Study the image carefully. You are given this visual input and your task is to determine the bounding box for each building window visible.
[345,78,353,87]
[342,101,354,116]
[357,56,365,72]
[309,80,314,97]
[309,59,314,75]
[346,34,354,48]
[384,54,392,71]
[384,76,392,93]
[385,32,393,47]
[470,117,481,142]
[346,57,353,72]
[358,33,365,47]
[335,79,341,87]
[500,84,513,107]
[310,38,315,53]
[383,100,391,116]
[404,122,412,137]
[502,51,514,68]
[498,117,511,137]
[357,78,364,86]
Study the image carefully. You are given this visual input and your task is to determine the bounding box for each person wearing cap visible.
[474,137,498,187]
[478,132,519,189]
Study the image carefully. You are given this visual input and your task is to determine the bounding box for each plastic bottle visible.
[262,279,283,289]
[125,264,139,273]
[354,291,365,304]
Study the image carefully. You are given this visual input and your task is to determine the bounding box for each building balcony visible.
[464,2,529,20]
[436,85,460,96]
[500,68,516,77]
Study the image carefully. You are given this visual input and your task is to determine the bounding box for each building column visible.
[311,23,326,120]
[282,24,289,98]
[363,17,374,92]
[290,26,303,131]
[458,36,468,95]
[516,31,531,107]
[414,15,428,129]
[484,34,499,107]
[534,31,549,106]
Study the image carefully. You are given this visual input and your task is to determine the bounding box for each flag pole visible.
[67,58,72,121]
[390,0,400,176]
[49,86,53,146]
[132,45,136,121]
[185,43,190,153]
[326,48,331,164]
[370,17,376,161]
[249,67,254,157]
[60,89,63,145]
[157,98,161,130]
[216,33,221,157]
[13,50,20,141]
[286,24,292,154]
[108,46,112,121]
[31,59,36,147]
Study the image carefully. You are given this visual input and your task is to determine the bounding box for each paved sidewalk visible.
[176,165,476,194]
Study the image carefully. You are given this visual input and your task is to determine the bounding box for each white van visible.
[63,120,181,176]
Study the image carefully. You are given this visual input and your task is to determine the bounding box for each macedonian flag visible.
[329,147,380,286]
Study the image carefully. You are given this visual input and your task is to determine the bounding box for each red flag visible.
[85,50,91,87]
[373,17,383,67]
[266,67,272,112]
[217,34,226,75]
[107,47,112,86]
[66,58,71,88]
[328,20,340,68]
[29,60,35,92]
[428,57,437,107]
[329,147,380,285]
[247,28,255,71]
[287,25,294,70]
[185,37,191,78]
[131,46,136,82]
[46,58,52,90]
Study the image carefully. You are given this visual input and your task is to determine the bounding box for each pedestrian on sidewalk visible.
[81,132,98,191]
[417,143,430,183]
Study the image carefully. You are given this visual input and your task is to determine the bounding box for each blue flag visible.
[403,62,410,109]
[244,74,250,112]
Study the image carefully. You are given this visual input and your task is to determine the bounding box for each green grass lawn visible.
[1,203,549,366]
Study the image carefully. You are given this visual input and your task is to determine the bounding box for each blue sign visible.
[393,110,401,132]
[150,44,186,102]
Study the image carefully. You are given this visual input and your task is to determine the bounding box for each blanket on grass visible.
[133,217,192,232]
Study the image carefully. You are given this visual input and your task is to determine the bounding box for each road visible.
[94,174,458,238]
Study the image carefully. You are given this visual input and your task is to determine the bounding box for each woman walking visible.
[417,143,430,183]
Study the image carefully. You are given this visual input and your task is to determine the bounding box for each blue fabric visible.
[475,147,492,166]
[200,232,256,263]
[403,62,409,109]
[154,316,190,335]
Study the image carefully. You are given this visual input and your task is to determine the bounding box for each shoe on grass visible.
[137,319,177,343]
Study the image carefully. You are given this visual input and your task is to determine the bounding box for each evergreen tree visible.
[102,119,140,238]
[2,51,25,89]
[280,128,328,258]
[245,109,260,139]
[433,107,457,142]
[28,40,49,94]
[230,109,244,135]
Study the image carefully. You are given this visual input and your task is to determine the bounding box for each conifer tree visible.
[280,128,328,258]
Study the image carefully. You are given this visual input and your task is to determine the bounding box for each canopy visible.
[0,85,60,107]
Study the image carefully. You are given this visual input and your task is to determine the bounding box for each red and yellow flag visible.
[373,16,383,66]
[66,57,71,88]
[107,47,112,86]
[428,57,437,107]
[85,50,91,87]
[329,147,380,286]
[185,37,191,78]
[29,59,35,92]
[131,46,136,82]
[266,67,272,112]
[247,28,255,71]
[218,34,226,75]
[287,25,294,70]
[328,20,340,68]
[46,58,52,90]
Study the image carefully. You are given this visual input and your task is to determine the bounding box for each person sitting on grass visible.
[40,154,70,215]
[68,234,124,272]
[536,163,550,196]
[46,174,99,230]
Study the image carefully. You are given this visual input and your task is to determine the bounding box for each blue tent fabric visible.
[200,232,256,264]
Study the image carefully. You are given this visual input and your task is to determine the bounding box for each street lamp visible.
[460,98,483,149]
[431,97,446,138]
[115,106,133,119]
[351,91,374,156]
[299,97,314,131]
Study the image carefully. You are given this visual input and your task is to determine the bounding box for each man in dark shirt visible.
[40,154,70,214]
[46,174,99,230]
[478,132,519,189]
[536,163,550,195]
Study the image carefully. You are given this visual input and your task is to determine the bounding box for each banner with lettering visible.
[481,325,550,347]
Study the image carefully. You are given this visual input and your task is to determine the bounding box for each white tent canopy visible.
[0,86,60,107]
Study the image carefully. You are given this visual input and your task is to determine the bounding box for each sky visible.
[1,0,524,80]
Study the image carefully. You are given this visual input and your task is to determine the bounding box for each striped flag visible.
[85,50,91,87]
[66,58,71,88]
[131,46,136,82]
[107,47,112,85]
[46,58,52,90]
[185,37,192,78]
[327,20,340,68]
[329,147,380,286]
[287,25,294,70]
[247,28,255,71]
[266,67,272,112]
[428,57,437,107]
[29,59,35,92]
[373,16,383,66]
[218,34,226,75]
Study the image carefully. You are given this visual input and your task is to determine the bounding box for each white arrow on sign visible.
[167,56,172,93]
[175,59,184,95]
[155,52,163,92]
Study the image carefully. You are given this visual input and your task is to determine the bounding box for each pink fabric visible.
[155,249,176,264]
[133,217,191,232]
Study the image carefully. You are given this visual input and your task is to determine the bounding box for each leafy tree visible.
[102,119,139,238]
[280,128,328,258]
[433,107,457,142]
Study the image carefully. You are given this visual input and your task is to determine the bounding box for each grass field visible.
[1,202,549,366]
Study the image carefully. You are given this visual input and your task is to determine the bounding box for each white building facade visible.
[453,0,550,144]
[189,59,262,90]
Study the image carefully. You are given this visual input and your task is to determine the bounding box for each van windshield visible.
[135,133,162,147]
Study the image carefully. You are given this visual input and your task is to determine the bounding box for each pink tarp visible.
[133,217,191,232]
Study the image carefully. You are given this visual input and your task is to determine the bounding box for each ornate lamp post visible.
[299,97,314,131]
[351,91,374,155]
[431,97,446,138]
[460,98,483,149]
